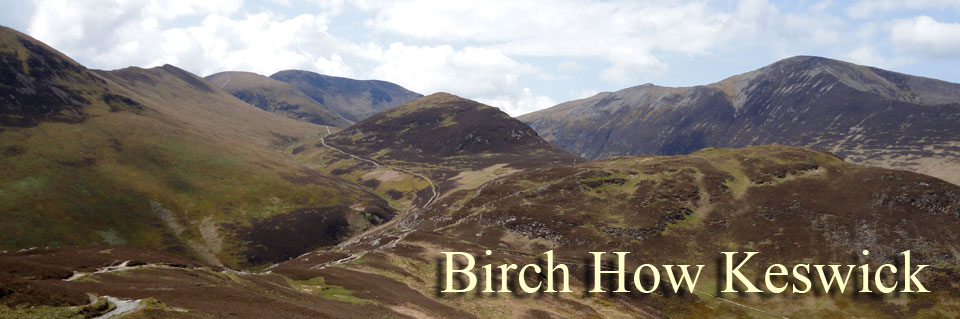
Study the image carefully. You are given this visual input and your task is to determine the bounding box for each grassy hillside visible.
[0,26,390,268]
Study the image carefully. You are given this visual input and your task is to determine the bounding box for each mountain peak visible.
[420,91,459,100]
[772,55,837,65]
[158,64,215,92]
[389,92,477,112]
[269,69,422,122]
[759,55,865,77]
[327,93,577,169]
[710,55,960,108]
[520,55,960,184]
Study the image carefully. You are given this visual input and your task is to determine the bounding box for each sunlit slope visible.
[0,26,390,268]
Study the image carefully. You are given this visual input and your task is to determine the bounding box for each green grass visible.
[0,113,372,268]
[0,297,115,319]
[1,32,388,268]
[0,305,85,319]
[289,276,379,305]
[291,142,436,213]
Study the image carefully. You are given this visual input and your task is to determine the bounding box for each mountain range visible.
[519,56,960,185]
[2,24,960,318]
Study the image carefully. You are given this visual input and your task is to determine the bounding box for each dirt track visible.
[309,126,439,268]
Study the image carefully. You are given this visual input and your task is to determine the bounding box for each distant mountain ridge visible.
[206,71,353,127]
[207,70,421,127]
[209,70,423,126]
[519,56,960,184]
[271,70,423,123]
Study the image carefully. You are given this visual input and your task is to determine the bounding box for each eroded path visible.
[302,126,439,268]
[320,126,437,208]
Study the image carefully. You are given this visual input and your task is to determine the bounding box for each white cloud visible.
[476,88,557,117]
[368,43,539,98]
[22,0,556,112]
[364,42,558,115]
[891,16,960,57]
[155,13,354,76]
[312,54,355,78]
[731,0,847,56]
[307,0,345,13]
[556,60,583,73]
[28,0,243,56]
[358,0,851,85]
[846,0,960,19]
[26,0,349,76]
[844,46,911,68]
[600,48,665,84]
[811,1,835,12]
[13,0,960,116]
[363,1,731,54]
[570,89,600,100]
[23,0,557,113]
[360,0,732,84]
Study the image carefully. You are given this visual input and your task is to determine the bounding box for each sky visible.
[2,0,960,116]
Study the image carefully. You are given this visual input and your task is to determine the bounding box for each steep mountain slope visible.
[205,71,352,127]
[519,56,960,184]
[0,26,390,268]
[270,70,422,123]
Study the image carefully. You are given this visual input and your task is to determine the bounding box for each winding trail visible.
[320,126,437,207]
[320,127,382,168]
[217,74,231,89]
[320,126,438,209]
[301,128,787,318]
[306,126,439,268]
[65,260,202,282]
[95,296,144,319]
